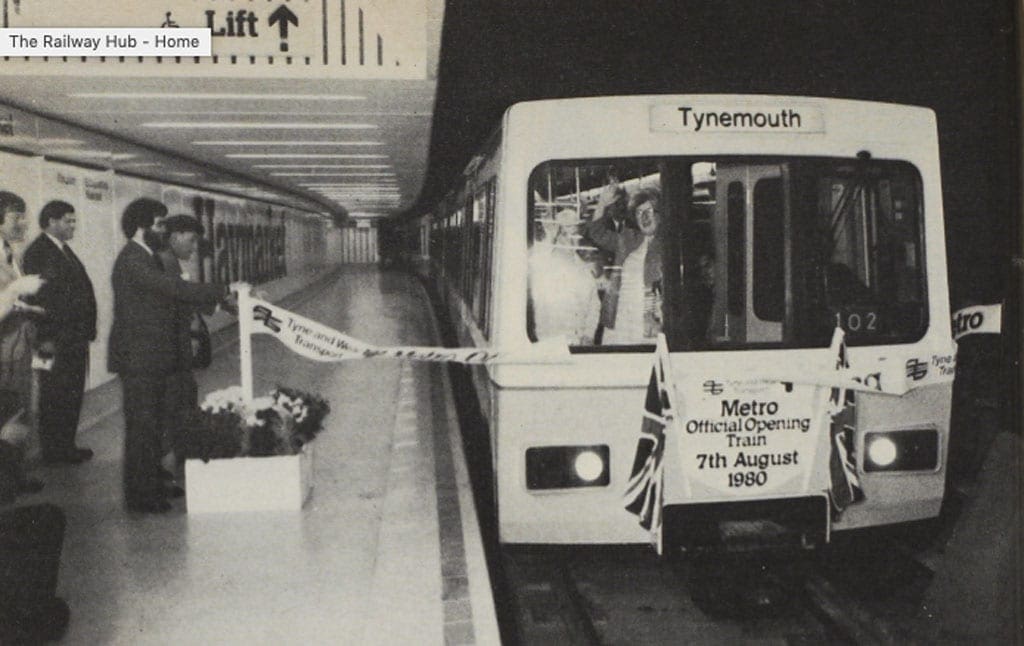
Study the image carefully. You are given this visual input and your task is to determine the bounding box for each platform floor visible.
[16,266,499,645]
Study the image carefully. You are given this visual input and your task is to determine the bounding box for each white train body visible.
[419,95,952,548]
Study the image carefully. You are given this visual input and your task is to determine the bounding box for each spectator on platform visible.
[109,198,231,514]
[157,214,215,481]
[23,200,98,466]
[0,276,69,643]
[0,191,36,411]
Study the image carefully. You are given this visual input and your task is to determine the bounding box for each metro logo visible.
[951,304,1002,340]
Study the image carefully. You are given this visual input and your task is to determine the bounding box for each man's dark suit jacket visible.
[108,241,225,375]
[22,234,97,348]
[156,249,215,370]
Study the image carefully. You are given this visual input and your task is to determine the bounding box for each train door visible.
[710,164,785,345]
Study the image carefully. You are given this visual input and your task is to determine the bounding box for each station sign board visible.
[0,0,427,79]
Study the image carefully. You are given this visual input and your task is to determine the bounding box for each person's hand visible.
[12,302,45,315]
[229,281,252,295]
[596,182,619,209]
[220,291,239,316]
[8,274,44,297]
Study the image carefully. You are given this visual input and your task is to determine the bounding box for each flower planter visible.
[185,442,314,513]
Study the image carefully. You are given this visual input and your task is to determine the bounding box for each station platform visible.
[15,265,500,645]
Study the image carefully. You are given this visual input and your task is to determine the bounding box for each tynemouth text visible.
[677,106,803,132]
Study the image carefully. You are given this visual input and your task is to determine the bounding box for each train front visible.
[493,96,953,551]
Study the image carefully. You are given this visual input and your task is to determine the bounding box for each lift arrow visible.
[268,4,299,53]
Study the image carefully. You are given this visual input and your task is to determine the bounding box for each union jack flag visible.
[624,349,673,537]
[827,329,863,514]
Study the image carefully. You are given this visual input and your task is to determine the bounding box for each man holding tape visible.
[108,198,233,515]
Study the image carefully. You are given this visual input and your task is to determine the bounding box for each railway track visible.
[503,540,935,645]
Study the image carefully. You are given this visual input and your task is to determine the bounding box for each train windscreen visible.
[526,157,927,351]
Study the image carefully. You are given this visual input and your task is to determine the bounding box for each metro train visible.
[408,95,954,551]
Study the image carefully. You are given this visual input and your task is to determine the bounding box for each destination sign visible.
[651,103,825,134]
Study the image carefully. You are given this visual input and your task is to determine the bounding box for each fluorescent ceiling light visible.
[192,140,384,146]
[252,164,391,169]
[168,172,200,177]
[226,153,387,159]
[37,138,85,146]
[120,162,162,168]
[314,196,400,200]
[48,149,136,160]
[318,189,400,194]
[71,92,366,101]
[144,122,377,129]
[323,189,400,193]
[299,184,398,188]
[311,185,400,189]
[270,172,396,177]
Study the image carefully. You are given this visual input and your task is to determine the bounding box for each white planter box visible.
[185,442,314,513]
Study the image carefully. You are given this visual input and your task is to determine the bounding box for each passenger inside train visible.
[527,156,926,351]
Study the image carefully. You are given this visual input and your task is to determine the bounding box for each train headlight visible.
[526,445,610,490]
[863,429,939,472]
[866,436,898,468]
[573,451,605,482]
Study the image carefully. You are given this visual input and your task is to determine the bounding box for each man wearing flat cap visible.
[157,214,214,475]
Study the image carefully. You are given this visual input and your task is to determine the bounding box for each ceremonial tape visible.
[247,297,570,364]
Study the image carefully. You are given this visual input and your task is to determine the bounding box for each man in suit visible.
[156,214,214,475]
[109,198,230,514]
[23,200,98,465]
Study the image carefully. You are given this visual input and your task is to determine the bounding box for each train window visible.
[528,156,927,352]
[726,181,745,318]
[752,177,784,322]
[527,160,663,349]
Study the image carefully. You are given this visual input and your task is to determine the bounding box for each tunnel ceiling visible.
[0,1,444,219]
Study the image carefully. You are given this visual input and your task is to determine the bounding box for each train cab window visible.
[528,161,664,350]
[528,157,926,352]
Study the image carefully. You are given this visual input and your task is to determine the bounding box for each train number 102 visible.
[728,471,768,487]
[834,310,878,332]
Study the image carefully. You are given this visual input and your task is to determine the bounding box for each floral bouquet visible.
[182,385,331,462]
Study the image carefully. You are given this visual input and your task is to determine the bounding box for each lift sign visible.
[650,104,825,134]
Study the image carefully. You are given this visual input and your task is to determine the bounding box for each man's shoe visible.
[157,467,176,481]
[17,478,44,493]
[127,498,172,514]
[165,484,185,499]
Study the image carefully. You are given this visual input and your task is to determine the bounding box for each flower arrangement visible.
[182,385,331,462]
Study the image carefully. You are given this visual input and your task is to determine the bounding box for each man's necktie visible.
[62,244,83,272]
